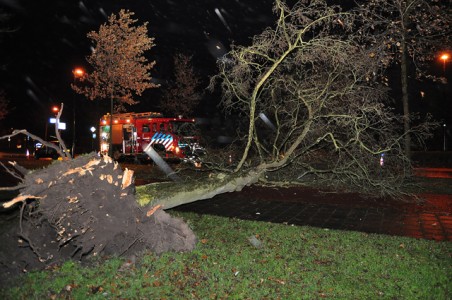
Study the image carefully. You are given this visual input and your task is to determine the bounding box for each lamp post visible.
[90,126,96,151]
[72,67,85,157]
[109,96,113,157]
[439,53,449,151]
[440,53,449,74]
[52,105,60,138]
[444,124,447,152]
[45,106,60,141]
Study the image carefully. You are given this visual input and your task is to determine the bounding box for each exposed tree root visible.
[0,153,196,284]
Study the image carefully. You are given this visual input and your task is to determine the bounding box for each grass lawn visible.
[1,212,450,299]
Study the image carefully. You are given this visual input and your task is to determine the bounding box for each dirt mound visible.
[0,153,196,284]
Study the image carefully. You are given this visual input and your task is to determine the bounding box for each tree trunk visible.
[136,171,262,210]
[400,25,411,159]
[109,96,114,157]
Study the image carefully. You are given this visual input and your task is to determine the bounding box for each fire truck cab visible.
[99,112,204,162]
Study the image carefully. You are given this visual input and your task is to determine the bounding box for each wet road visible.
[413,167,452,179]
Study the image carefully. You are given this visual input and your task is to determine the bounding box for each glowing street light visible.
[439,53,450,74]
[52,106,59,115]
[90,126,96,151]
[73,68,85,78]
[72,67,85,156]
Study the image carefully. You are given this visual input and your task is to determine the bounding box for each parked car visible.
[34,143,60,160]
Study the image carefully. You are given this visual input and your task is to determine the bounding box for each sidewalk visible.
[172,185,452,241]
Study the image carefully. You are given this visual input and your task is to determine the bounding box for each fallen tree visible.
[136,170,261,209]
[205,0,435,197]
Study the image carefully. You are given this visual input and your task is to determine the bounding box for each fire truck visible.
[99,112,204,162]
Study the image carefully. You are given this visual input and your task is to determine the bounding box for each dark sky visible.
[0,0,277,141]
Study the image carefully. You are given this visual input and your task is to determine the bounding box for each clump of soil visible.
[0,153,196,284]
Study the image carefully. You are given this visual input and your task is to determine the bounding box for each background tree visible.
[160,53,202,117]
[358,0,451,157]
[72,9,159,155]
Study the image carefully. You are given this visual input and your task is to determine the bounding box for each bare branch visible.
[3,194,44,209]
[0,161,23,181]
[0,129,65,158]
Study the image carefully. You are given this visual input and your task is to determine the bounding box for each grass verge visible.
[1,212,451,299]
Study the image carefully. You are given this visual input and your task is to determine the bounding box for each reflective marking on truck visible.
[150,132,174,150]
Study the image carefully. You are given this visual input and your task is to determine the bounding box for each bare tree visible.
[160,53,202,117]
[72,9,160,155]
[358,0,451,157]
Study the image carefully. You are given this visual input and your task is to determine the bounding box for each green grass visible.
[1,212,451,299]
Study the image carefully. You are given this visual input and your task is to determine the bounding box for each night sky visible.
[0,0,450,151]
[0,0,277,144]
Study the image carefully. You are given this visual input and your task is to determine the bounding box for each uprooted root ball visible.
[0,153,196,282]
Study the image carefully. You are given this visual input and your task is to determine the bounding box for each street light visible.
[72,67,85,156]
[52,106,59,115]
[439,53,449,151]
[45,106,59,141]
[439,53,450,74]
[90,126,96,151]
[73,68,84,78]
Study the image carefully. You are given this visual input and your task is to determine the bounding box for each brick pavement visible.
[172,186,452,241]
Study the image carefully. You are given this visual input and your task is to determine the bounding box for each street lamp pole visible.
[90,126,96,151]
[72,67,85,157]
[444,124,447,152]
[438,53,449,151]
[46,106,59,140]
[109,96,113,157]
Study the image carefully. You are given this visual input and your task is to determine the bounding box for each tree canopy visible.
[73,9,159,112]
[160,53,202,117]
